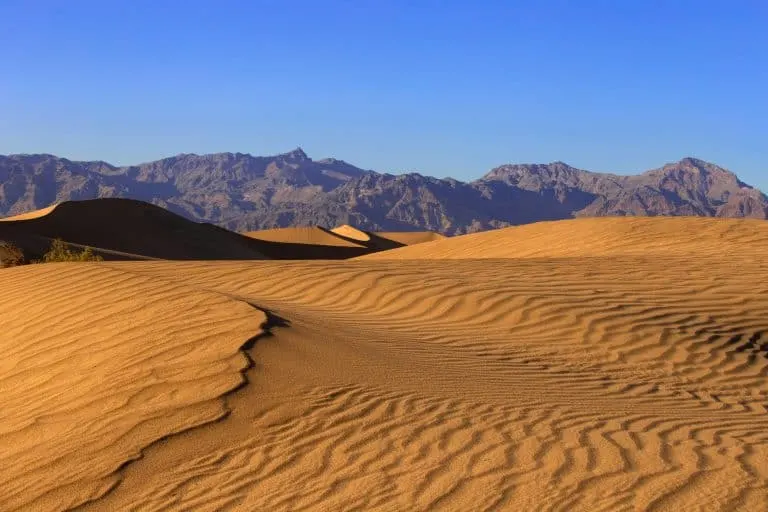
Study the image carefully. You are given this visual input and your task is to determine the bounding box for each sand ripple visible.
[4,217,768,511]
[83,254,768,511]
[0,264,266,511]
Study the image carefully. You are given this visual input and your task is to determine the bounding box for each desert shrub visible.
[0,241,24,268]
[42,239,103,262]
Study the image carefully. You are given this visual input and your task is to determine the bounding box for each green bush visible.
[42,239,103,262]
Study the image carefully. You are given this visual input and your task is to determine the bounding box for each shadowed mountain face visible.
[1,151,765,234]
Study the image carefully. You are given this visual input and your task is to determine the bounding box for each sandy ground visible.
[2,217,768,511]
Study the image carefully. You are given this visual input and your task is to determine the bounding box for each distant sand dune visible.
[243,226,365,247]
[0,199,268,260]
[0,204,59,222]
[330,225,445,252]
[4,216,768,511]
[243,225,443,258]
[331,224,371,242]
[361,216,768,260]
[242,226,372,259]
[374,230,446,246]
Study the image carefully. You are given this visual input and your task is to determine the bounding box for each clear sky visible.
[1,0,766,188]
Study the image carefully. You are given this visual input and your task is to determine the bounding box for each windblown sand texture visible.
[3,216,768,511]
[0,264,266,510]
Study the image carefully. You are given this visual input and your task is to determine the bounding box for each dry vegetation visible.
[0,241,24,267]
[40,239,103,263]
[1,238,103,267]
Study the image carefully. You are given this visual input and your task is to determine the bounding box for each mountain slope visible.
[1,151,765,234]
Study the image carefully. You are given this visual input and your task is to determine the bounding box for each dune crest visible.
[0,204,60,222]
[331,224,371,242]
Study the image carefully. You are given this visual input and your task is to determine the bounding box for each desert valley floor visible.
[2,214,768,511]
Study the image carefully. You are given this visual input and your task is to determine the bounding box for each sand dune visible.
[0,199,268,260]
[362,216,768,260]
[330,224,371,242]
[248,226,444,248]
[244,226,365,247]
[0,204,59,222]
[374,230,446,246]
[330,225,445,252]
[242,226,372,259]
[3,217,768,510]
[243,225,443,259]
[0,263,267,510]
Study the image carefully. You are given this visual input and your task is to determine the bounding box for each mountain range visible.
[1,149,765,234]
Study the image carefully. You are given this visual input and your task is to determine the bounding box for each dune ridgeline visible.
[1,200,768,511]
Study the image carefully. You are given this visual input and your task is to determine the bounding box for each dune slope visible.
[4,216,768,511]
[374,230,446,246]
[0,199,268,260]
[361,216,768,259]
[0,263,266,510]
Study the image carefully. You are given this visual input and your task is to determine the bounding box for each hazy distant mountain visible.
[1,150,765,234]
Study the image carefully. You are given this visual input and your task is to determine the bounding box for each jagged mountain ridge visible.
[0,150,765,234]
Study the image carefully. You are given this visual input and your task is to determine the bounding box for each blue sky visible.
[1,0,766,189]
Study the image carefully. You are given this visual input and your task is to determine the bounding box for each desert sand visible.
[331,224,372,242]
[373,230,446,246]
[244,226,366,247]
[2,216,768,511]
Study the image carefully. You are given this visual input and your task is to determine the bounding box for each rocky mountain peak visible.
[648,158,750,190]
[281,147,310,162]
